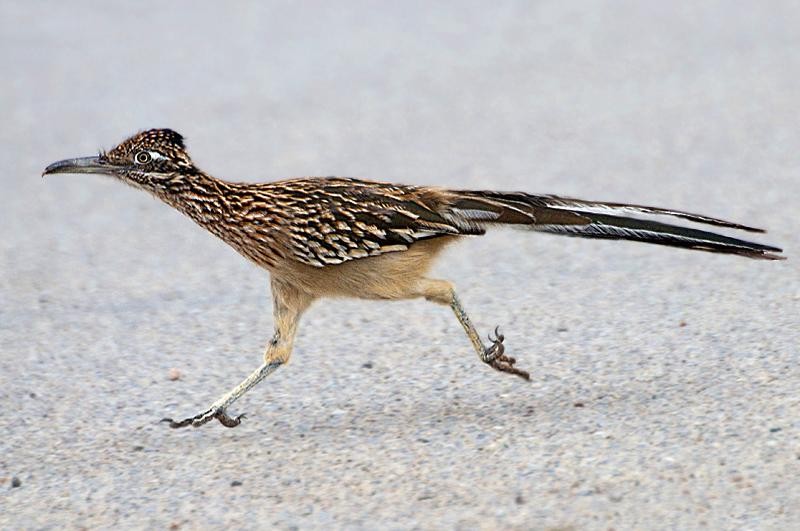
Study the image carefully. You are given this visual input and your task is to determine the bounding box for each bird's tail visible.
[444,190,785,260]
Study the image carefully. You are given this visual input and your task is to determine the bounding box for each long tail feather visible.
[445,191,785,260]
[533,211,784,260]
[537,194,766,233]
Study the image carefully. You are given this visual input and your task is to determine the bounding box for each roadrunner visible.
[44,129,784,428]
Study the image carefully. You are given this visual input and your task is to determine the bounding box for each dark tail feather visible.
[446,191,785,260]
[532,211,785,260]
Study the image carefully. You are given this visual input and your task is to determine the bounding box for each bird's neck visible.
[150,170,284,269]
[154,171,235,227]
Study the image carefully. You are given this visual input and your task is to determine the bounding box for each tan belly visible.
[271,236,459,300]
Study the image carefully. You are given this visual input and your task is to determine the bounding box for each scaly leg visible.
[419,279,530,380]
[163,278,312,428]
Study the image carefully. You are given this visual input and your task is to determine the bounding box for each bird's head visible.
[43,129,196,191]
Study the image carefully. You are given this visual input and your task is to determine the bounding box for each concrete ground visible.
[1,1,798,529]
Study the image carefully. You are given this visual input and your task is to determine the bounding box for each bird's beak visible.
[42,156,117,177]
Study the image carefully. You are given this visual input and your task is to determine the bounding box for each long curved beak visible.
[42,156,116,176]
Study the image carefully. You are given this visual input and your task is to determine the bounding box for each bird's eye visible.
[134,151,152,164]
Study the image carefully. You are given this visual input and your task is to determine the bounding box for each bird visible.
[43,128,784,428]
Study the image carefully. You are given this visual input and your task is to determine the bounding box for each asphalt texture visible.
[1,2,798,529]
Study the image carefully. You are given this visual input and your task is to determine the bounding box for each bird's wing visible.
[276,178,478,267]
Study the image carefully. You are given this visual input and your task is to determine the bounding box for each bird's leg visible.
[420,279,530,381]
[450,292,531,381]
[163,278,311,428]
[162,360,284,428]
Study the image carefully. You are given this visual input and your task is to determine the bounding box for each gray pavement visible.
[1,1,798,529]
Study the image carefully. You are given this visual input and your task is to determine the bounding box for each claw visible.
[215,411,246,428]
[489,359,531,381]
[494,326,503,342]
[488,326,503,343]
[482,337,504,363]
[479,326,531,381]
[161,416,193,429]
[162,407,245,429]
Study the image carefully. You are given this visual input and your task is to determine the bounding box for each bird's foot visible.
[482,326,531,381]
[162,406,246,429]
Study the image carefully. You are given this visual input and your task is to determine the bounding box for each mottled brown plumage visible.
[43,129,784,428]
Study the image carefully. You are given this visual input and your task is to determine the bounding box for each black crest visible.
[105,128,193,170]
